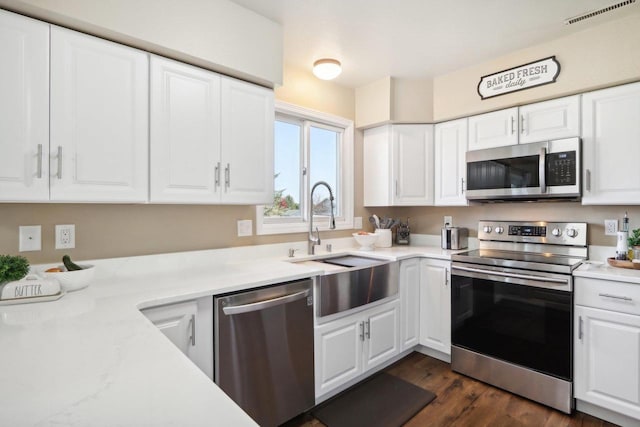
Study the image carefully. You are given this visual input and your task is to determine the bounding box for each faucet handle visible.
[288,248,298,258]
[315,227,321,245]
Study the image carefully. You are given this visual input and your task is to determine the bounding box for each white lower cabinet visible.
[314,299,400,397]
[142,297,213,380]
[400,258,420,350]
[575,277,640,422]
[419,259,451,355]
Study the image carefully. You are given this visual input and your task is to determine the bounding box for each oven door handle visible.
[451,265,569,285]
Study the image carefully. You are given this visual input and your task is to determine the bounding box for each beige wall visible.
[0,0,283,86]
[434,13,640,121]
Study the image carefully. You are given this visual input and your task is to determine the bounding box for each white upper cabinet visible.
[434,118,468,206]
[150,56,221,203]
[220,77,274,204]
[581,82,640,205]
[363,124,433,206]
[468,107,518,150]
[50,27,149,202]
[0,10,49,201]
[519,95,580,144]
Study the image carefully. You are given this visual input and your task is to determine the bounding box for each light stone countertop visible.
[0,238,459,427]
[573,262,640,285]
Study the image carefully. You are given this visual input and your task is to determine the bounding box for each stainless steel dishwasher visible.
[214,279,314,427]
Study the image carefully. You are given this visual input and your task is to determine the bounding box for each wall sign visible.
[477,56,560,99]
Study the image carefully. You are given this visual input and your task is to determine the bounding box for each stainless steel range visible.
[451,220,588,414]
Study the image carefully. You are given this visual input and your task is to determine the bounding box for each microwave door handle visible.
[539,147,547,193]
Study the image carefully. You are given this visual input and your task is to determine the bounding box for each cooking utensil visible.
[372,214,380,229]
[369,216,378,229]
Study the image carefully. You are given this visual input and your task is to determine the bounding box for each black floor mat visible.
[311,373,436,427]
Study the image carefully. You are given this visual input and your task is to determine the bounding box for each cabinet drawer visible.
[575,277,640,316]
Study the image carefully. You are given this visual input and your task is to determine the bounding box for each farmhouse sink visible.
[294,254,398,317]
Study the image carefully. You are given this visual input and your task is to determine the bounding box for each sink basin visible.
[294,254,399,318]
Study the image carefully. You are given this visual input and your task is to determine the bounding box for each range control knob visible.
[483,226,493,233]
[552,228,562,237]
[566,228,578,238]
[495,226,504,234]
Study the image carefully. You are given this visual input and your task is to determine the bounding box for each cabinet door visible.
[0,10,49,201]
[519,95,580,144]
[315,313,363,397]
[142,300,199,362]
[363,300,400,371]
[582,82,640,205]
[363,126,392,206]
[50,27,148,202]
[435,118,468,206]
[419,260,451,355]
[392,125,434,205]
[575,305,640,420]
[220,77,274,204]
[150,56,221,203]
[400,259,420,350]
[468,107,518,150]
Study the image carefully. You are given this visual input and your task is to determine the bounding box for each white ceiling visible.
[231,0,640,88]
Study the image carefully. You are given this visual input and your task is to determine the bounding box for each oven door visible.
[451,263,572,381]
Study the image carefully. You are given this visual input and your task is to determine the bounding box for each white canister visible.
[374,229,392,248]
[616,231,629,260]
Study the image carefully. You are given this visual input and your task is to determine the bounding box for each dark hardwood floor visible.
[288,352,618,427]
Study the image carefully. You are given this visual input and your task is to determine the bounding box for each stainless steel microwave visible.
[465,137,581,202]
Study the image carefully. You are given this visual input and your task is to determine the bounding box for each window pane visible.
[310,126,340,217]
[264,120,301,218]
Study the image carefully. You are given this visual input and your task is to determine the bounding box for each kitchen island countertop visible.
[0,241,458,426]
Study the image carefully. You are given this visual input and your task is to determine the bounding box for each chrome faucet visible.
[309,181,336,255]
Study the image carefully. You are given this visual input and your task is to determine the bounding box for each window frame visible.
[256,101,354,235]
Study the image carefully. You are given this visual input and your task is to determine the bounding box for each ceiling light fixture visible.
[313,58,342,80]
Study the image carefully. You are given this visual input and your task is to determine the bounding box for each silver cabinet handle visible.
[359,321,365,341]
[56,146,63,179]
[578,316,583,340]
[36,144,43,179]
[539,147,547,194]
[461,178,465,194]
[365,319,370,339]
[395,179,399,197]
[444,268,449,286]
[511,116,515,134]
[224,163,230,190]
[598,293,633,302]
[188,314,196,346]
[214,162,221,188]
[585,169,591,192]
[520,115,525,134]
[222,289,310,315]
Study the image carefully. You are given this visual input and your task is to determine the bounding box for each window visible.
[256,101,354,235]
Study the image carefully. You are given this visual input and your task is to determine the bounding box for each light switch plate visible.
[55,224,75,249]
[19,225,41,252]
[604,219,618,236]
[237,220,253,237]
[444,216,453,227]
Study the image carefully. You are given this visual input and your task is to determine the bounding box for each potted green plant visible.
[628,229,640,260]
[0,255,30,285]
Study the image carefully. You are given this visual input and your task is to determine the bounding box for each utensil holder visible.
[374,229,392,248]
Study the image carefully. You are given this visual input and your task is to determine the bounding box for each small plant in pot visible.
[628,229,640,260]
[0,255,30,285]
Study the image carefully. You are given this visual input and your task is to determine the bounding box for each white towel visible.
[0,276,61,300]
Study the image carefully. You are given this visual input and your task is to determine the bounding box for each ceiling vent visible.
[564,0,636,25]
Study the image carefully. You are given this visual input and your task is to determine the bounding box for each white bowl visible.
[353,232,378,251]
[43,265,95,292]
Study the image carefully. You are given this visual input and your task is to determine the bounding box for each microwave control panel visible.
[546,151,576,186]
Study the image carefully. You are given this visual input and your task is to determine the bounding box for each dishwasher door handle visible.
[222,289,310,315]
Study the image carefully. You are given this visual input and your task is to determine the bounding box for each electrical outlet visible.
[444,216,453,227]
[604,219,618,236]
[354,217,363,229]
[55,224,75,249]
[237,220,253,237]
